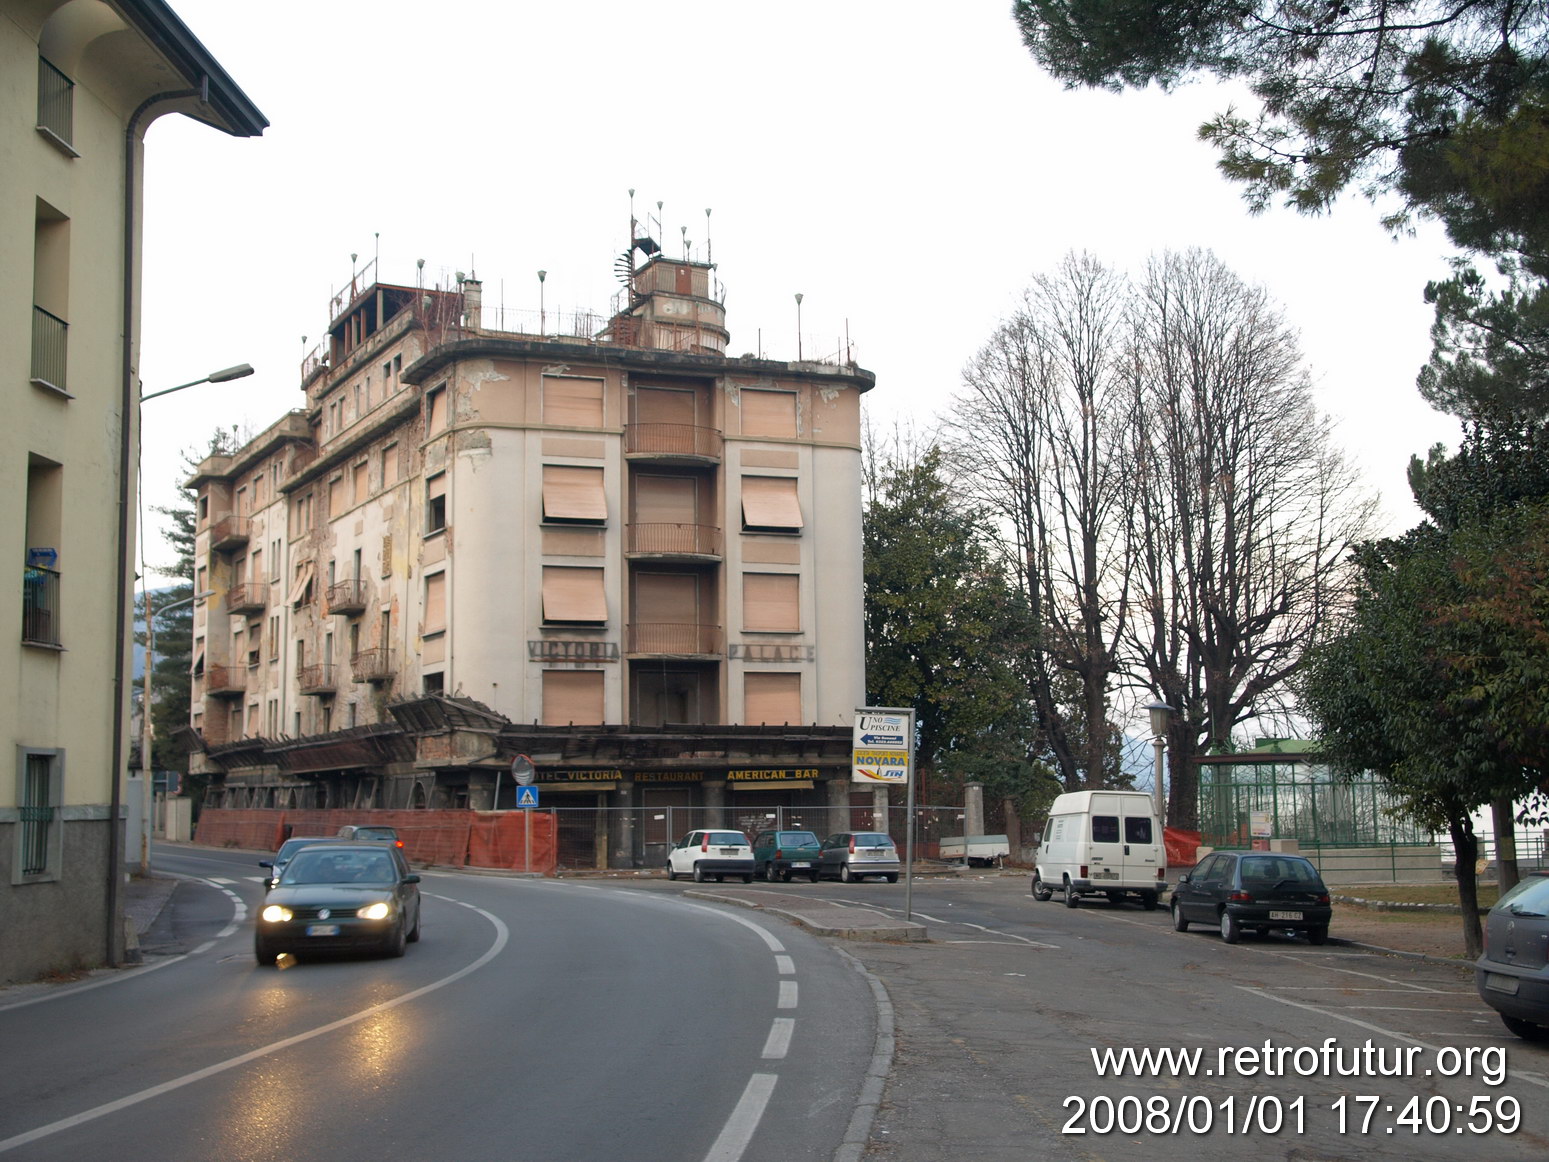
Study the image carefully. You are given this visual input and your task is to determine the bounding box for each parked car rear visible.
[666,829,754,883]
[1171,851,1332,944]
[1476,871,1549,1041]
[752,830,823,882]
[817,832,900,884]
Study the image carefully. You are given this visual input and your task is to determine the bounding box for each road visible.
[0,845,874,1162]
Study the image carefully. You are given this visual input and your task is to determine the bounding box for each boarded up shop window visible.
[744,672,800,725]
[542,465,607,524]
[543,375,604,428]
[543,670,604,726]
[742,572,798,633]
[741,389,797,438]
[542,566,607,625]
[741,476,802,532]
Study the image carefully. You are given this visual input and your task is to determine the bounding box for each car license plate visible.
[1268,910,1303,921]
[1097,868,1117,879]
[1485,972,1521,995]
[719,847,739,855]
[791,862,811,868]
[306,924,340,937]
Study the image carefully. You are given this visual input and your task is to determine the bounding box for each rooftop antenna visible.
[416,258,425,289]
[374,232,380,273]
[681,225,688,260]
[705,208,712,266]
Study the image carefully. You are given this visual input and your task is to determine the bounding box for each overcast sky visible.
[138,0,1463,587]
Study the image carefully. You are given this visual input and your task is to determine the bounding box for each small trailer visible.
[938,834,1010,868]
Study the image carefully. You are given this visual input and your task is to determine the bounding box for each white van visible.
[1033,790,1167,909]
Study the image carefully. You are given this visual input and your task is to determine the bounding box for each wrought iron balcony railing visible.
[226,581,267,615]
[298,662,336,694]
[31,306,67,394]
[22,565,60,647]
[623,423,722,461]
[325,578,368,616]
[625,523,722,558]
[351,647,396,684]
[625,623,723,657]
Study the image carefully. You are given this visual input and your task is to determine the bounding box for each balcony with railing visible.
[625,623,724,658]
[325,578,368,617]
[351,647,396,684]
[298,662,336,695]
[22,565,60,647]
[209,514,251,551]
[35,57,75,155]
[31,306,67,394]
[206,664,246,698]
[624,423,722,463]
[625,523,723,559]
[226,581,267,616]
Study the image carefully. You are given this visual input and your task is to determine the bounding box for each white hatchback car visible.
[667,829,755,883]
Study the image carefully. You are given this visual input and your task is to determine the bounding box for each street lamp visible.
[139,589,213,872]
[139,362,254,402]
[537,270,547,337]
[1144,700,1173,826]
[794,293,804,360]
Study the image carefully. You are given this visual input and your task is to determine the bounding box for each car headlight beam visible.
[358,902,392,921]
[261,905,293,923]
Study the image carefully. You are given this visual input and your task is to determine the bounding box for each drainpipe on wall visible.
[109,81,203,967]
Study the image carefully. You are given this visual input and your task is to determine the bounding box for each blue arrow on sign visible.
[860,733,904,746]
[516,786,539,808]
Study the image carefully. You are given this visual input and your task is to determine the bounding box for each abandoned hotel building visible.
[186,238,876,868]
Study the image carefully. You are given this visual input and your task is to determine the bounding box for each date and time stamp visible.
[1064,1038,1525,1137]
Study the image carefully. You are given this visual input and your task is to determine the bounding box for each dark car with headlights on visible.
[255,843,421,964]
[1171,851,1332,945]
[1476,871,1549,1041]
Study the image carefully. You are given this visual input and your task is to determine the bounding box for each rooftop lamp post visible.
[537,270,547,338]
[794,293,803,361]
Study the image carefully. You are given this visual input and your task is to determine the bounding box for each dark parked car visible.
[1476,871,1549,1041]
[752,830,823,882]
[1171,851,1332,945]
[817,832,900,884]
[259,836,336,891]
[255,843,421,964]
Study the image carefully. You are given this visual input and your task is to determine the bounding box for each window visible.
[198,496,209,524]
[542,566,607,625]
[741,389,797,437]
[353,461,368,505]
[381,442,398,488]
[1124,817,1153,844]
[423,671,444,695]
[35,57,75,154]
[741,476,803,533]
[15,747,63,881]
[543,670,604,725]
[427,383,448,434]
[744,673,800,725]
[24,457,62,647]
[1091,816,1120,844]
[742,573,799,633]
[542,465,606,524]
[327,476,342,518]
[426,473,447,533]
[424,571,446,634]
[32,199,70,395]
[268,615,280,660]
[541,375,604,427]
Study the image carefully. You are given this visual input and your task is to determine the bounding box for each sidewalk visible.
[123,873,180,957]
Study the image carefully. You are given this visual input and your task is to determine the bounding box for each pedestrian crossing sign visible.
[516,785,539,808]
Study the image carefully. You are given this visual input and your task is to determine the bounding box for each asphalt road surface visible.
[0,845,874,1162]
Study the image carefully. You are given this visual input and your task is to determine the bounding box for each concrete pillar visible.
[704,779,727,828]
[963,782,985,838]
[827,777,852,836]
[611,780,637,868]
[872,785,891,837]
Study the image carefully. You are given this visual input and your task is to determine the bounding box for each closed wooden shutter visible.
[632,474,698,523]
[741,476,802,531]
[741,389,797,437]
[634,386,696,425]
[634,572,698,622]
[543,465,607,523]
[543,566,607,623]
[424,571,446,631]
[428,386,448,433]
[743,573,798,632]
[543,670,604,725]
[543,375,605,427]
[744,672,800,725]
[353,461,368,504]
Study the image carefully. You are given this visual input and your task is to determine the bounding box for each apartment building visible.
[187,242,875,868]
[1,0,264,983]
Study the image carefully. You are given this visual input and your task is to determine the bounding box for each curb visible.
[831,948,895,1162]
[684,889,928,942]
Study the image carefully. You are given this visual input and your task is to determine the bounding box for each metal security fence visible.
[1198,757,1430,849]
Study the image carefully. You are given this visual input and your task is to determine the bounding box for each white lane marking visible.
[245,876,269,884]
[777,981,798,1009]
[1275,987,1476,994]
[1340,1006,1487,1013]
[0,897,509,1154]
[761,1018,795,1060]
[860,903,1059,949]
[701,1073,778,1162]
[774,955,795,975]
[1237,985,1549,1091]
[671,899,787,953]
[207,878,236,885]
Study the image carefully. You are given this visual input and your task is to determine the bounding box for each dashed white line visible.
[761,1018,795,1059]
[701,1073,778,1162]
[777,981,798,1009]
[774,955,795,975]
